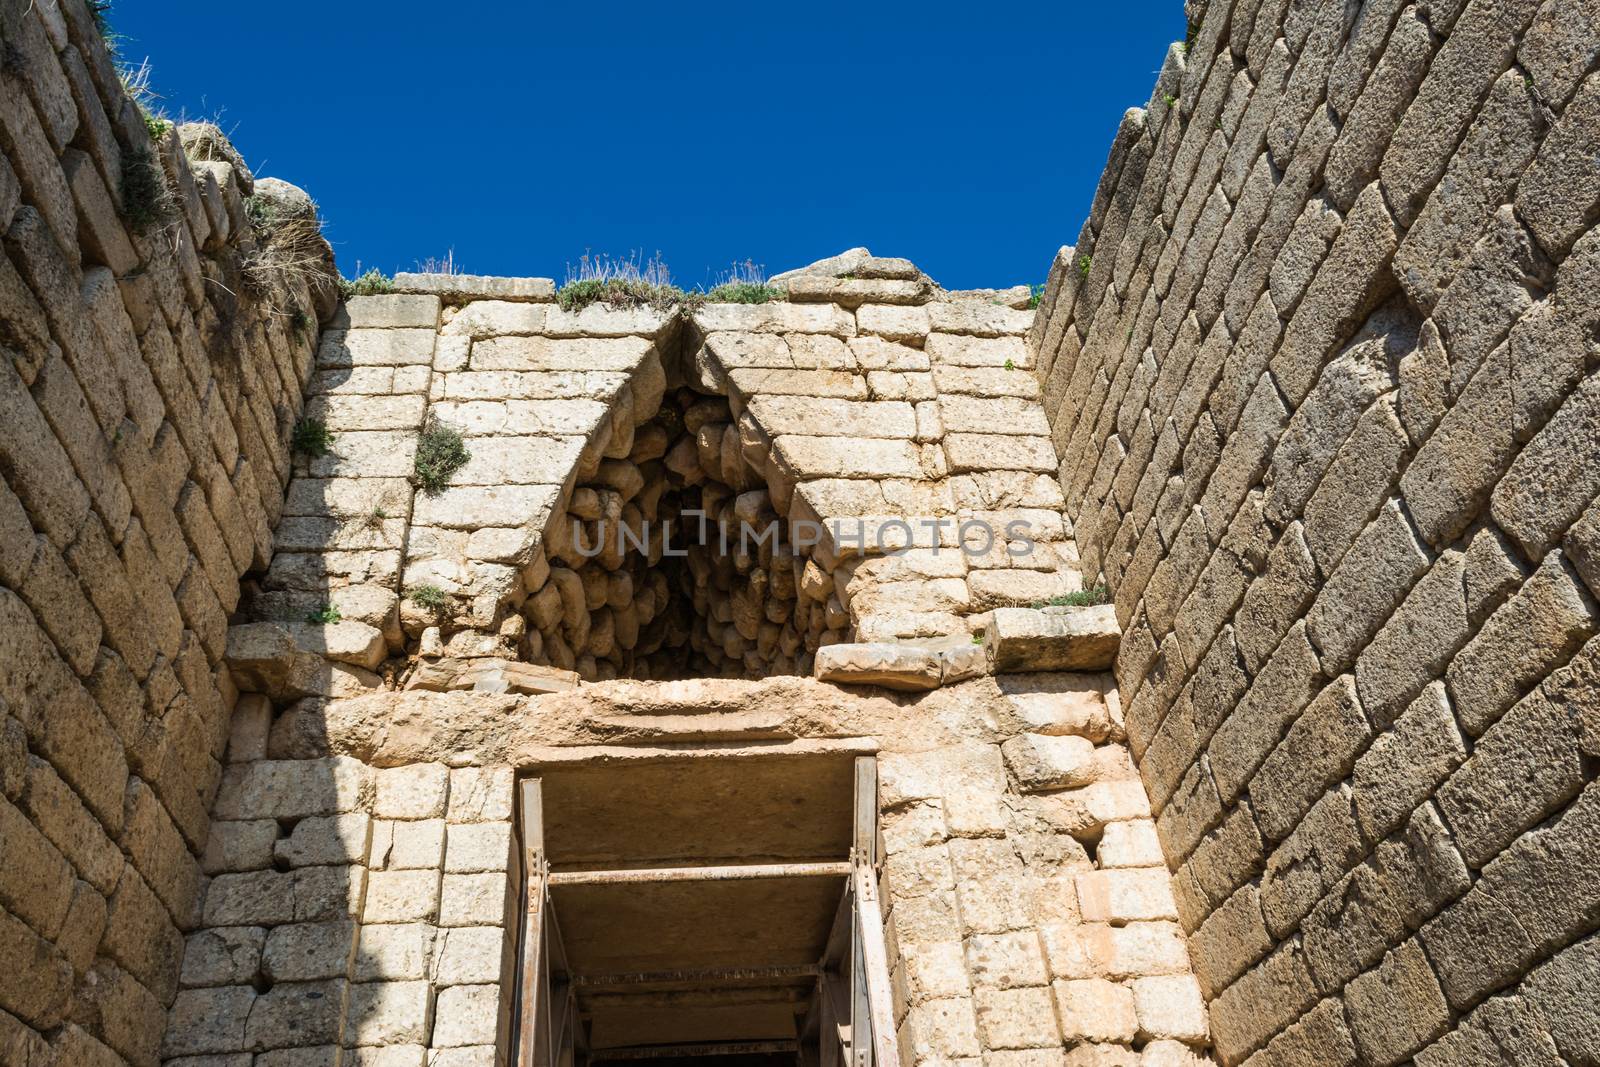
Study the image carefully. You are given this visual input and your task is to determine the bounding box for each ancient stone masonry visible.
[0,0,338,1063]
[230,255,1084,695]
[5,0,1599,1063]
[170,671,1215,1067]
[1029,0,1600,1062]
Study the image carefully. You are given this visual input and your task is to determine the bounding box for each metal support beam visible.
[594,1041,800,1059]
[549,861,851,886]
[574,964,823,988]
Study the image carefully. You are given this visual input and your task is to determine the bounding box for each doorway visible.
[510,746,897,1067]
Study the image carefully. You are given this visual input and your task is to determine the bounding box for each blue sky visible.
[112,2,1185,291]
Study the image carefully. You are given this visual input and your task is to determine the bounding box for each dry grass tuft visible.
[242,195,331,301]
[415,249,465,275]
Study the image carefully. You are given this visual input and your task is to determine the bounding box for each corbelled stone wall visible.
[0,1,336,1062]
[1030,0,1599,1063]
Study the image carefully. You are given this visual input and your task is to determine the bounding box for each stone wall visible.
[161,744,517,1066]
[0,1,336,1062]
[167,673,1216,1066]
[1029,0,1599,1063]
[234,260,1083,697]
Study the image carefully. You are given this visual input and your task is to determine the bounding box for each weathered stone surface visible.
[1054,978,1137,1043]
[987,606,1120,672]
[814,642,943,691]
[1001,733,1097,793]
[1447,552,1597,736]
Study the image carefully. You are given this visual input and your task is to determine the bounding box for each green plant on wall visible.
[413,418,470,495]
[406,584,447,610]
[1031,585,1111,609]
[306,604,342,625]
[291,417,334,458]
[338,268,394,298]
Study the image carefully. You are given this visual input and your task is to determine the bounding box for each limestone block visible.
[446,767,515,822]
[966,569,1083,611]
[901,995,982,1058]
[444,822,512,873]
[694,302,856,336]
[940,642,987,684]
[20,756,123,893]
[447,436,584,490]
[203,870,295,927]
[542,304,673,338]
[785,276,931,306]
[432,983,501,1047]
[285,621,387,671]
[987,606,1120,672]
[255,1048,343,1067]
[1098,821,1164,868]
[1001,733,1097,792]
[202,820,279,875]
[56,880,107,974]
[212,758,374,820]
[1054,978,1138,1043]
[433,926,507,987]
[245,979,347,1051]
[1140,1039,1209,1066]
[317,328,436,368]
[944,434,1057,473]
[334,294,441,327]
[223,695,273,767]
[938,395,1052,436]
[364,869,442,924]
[1076,869,1179,923]
[161,986,254,1058]
[1042,922,1190,980]
[224,623,330,700]
[1344,941,1451,1063]
[411,484,560,532]
[1517,74,1600,258]
[746,396,916,439]
[974,986,1061,1050]
[1131,975,1207,1043]
[965,931,1049,990]
[774,435,924,479]
[929,302,1034,337]
[374,763,450,819]
[279,865,357,922]
[344,980,433,1047]
[949,838,1043,934]
[395,273,554,302]
[427,1049,496,1067]
[996,673,1116,741]
[179,926,266,988]
[858,303,931,341]
[440,302,549,341]
[814,642,943,691]
[1446,552,1596,736]
[925,333,1030,367]
[439,872,508,927]
[261,919,357,982]
[902,940,970,1001]
[728,367,868,398]
[303,392,427,432]
[353,922,436,982]
[273,813,372,868]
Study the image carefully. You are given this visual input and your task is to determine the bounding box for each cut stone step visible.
[985,605,1121,672]
[814,642,943,691]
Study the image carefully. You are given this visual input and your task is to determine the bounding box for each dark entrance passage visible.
[510,747,897,1067]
